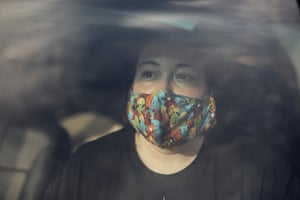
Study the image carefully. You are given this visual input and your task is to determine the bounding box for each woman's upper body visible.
[44,127,300,200]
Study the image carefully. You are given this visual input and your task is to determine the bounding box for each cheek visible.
[172,86,205,99]
[171,79,207,98]
[132,81,163,94]
[133,81,207,98]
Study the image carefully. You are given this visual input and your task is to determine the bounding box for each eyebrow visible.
[137,60,160,68]
[138,60,197,69]
[175,63,197,69]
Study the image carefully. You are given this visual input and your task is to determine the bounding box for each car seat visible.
[0,122,70,200]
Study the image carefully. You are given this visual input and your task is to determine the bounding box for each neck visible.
[134,132,205,175]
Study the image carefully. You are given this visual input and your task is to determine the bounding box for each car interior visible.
[0,0,299,199]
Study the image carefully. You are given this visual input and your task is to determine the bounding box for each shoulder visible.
[213,136,297,185]
[218,136,293,171]
[43,127,136,200]
[207,135,300,199]
[232,136,288,166]
[74,126,135,161]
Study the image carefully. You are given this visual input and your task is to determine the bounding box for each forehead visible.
[138,39,210,66]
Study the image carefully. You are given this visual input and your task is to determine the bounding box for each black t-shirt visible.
[44,127,300,200]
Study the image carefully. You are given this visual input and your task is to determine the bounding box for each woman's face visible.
[132,40,207,99]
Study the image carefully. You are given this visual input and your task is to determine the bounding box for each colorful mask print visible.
[127,90,216,148]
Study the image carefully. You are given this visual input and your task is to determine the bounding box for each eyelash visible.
[136,66,201,85]
[139,71,197,84]
[140,70,159,80]
[174,73,194,81]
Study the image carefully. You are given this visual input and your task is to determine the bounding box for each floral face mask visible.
[127,90,216,148]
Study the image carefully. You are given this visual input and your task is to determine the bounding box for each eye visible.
[136,70,160,81]
[142,71,157,80]
[174,73,194,82]
[174,72,198,85]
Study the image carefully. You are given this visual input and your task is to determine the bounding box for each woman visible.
[44,31,300,199]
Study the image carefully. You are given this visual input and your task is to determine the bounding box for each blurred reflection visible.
[0,1,299,200]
